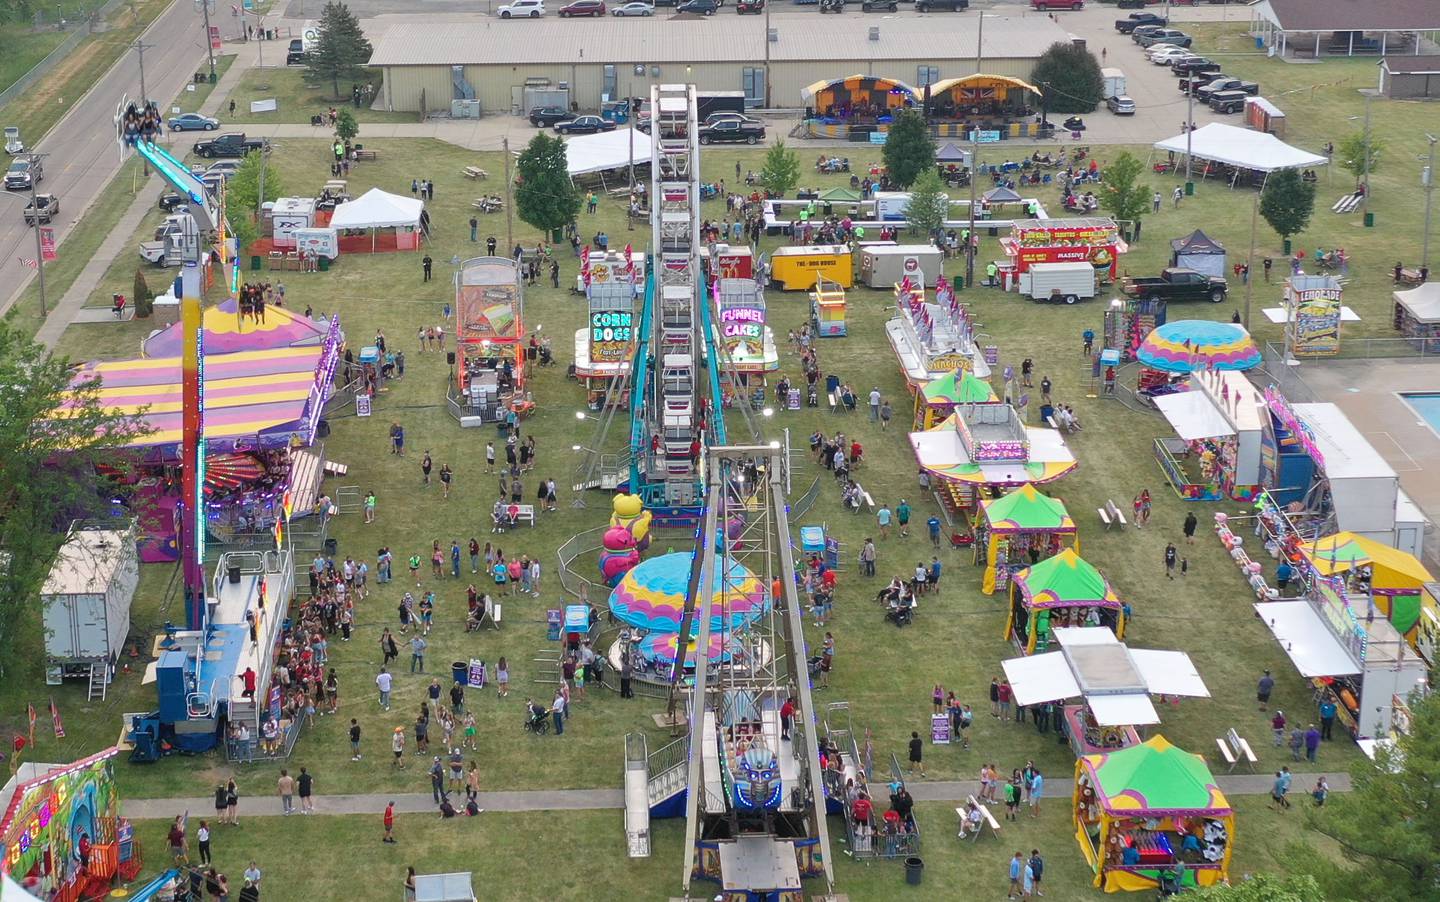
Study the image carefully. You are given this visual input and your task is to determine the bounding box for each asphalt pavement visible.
[0,0,213,319]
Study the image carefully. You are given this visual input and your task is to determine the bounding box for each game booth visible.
[326,188,424,253]
[1102,298,1167,364]
[605,552,772,689]
[575,249,643,409]
[66,332,340,562]
[1281,274,1344,358]
[912,369,997,429]
[1391,282,1440,353]
[1151,368,1266,502]
[1005,549,1125,655]
[910,401,1077,517]
[975,484,1077,595]
[809,277,847,338]
[1004,627,1208,758]
[802,75,918,139]
[0,748,140,902]
[455,256,531,424]
[1073,736,1234,894]
[886,275,992,391]
[713,277,780,398]
[997,219,1125,293]
[1133,320,1261,402]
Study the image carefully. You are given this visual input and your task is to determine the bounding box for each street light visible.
[1422,134,1437,272]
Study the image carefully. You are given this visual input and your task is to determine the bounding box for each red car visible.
[559,0,605,13]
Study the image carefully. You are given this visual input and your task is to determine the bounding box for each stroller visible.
[524,705,550,735]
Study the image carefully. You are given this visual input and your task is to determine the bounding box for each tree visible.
[1096,151,1151,240]
[904,170,948,240]
[132,268,154,318]
[1031,42,1105,114]
[1259,168,1316,243]
[1280,690,1440,900]
[305,2,372,100]
[1337,131,1384,187]
[0,322,148,673]
[759,140,800,200]
[225,148,284,252]
[1192,875,1323,902]
[515,132,581,237]
[882,109,934,189]
[335,109,359,143]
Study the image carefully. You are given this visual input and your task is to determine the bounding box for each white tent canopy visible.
[1153,390,1236,441]
[1394,283,1440,324]
[1253,601,1362,677]
[330,188,424,230]
[565,129,653,177]
[1154,123,1327,173]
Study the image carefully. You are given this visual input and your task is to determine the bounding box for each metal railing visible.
[555,526,610,601]
[789,475,824,521]
[225,718,303,763]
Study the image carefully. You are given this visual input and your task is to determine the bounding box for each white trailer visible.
[1101,67,1127,100]
[859,244,944,288]
[41,522,139,697]
[267,197,319,248]
[1019,261,1097,304]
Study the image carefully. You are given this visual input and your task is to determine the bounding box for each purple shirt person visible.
[1303,726,1321,762]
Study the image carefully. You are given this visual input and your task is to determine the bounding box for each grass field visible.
[0,22,1418,899]
[222,66,414,125]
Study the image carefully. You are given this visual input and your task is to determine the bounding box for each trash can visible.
[324,537,338,557]
[1255,35,1264,50]
[904,857,924,886]
[953,275,964,291]
[318,255,330,271]
[1364,212,1375,228]
[227,565,242,585]
[1185,181,1194,196]
[451,661,468,686]
[1282,238,1292,255]
[250,255,261,271]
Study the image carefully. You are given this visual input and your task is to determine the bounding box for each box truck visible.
[41,522,140,689]
[1019,261,1097,304]
[1101,67,1127,99]
[768,245,853,291]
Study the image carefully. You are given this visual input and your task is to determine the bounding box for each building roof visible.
[1254,0,1440,33]
[1382,54,1440,75]
[368,14,1069,67]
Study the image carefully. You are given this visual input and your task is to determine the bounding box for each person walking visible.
[1028,770,1044,818]
[1288,726,1303,761]
[620,653,633,699]
[349,718,363,760]
[879,399,892,429]
[907,730,925,777]
[276,769,295,815]
[1164,543,1178,580]
[1272,709,1287,746]
[896,499,911,537]
[868,386,882,420]
[1304,723,1321,762]
[297,766,315,814]
[382,801,397,843]
[391,727,407,769]
[1183,511,1198,544]
[1172,186,1184,208]
[876,504,892,539]
[376,667,393,710]
[422,254,433,282]
[1257,669,1274,711]
[1152,191,1162,213]
[1028,850,1044,898]
[410,634,427,673]
[551,689,566,735]
[1312,775,1329,806]
[1008,851,1024,899]
[1271,768,1292,809]
[858,537,876,576]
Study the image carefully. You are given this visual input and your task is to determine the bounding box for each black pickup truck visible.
[193,132,266,159]
[1121,268,1228,304]
[1115,11,1165,33]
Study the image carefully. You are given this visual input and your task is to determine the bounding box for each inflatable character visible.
[610,493,653,551]
[598,526,641,588]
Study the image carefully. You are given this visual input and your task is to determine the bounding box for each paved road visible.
[123,770,1350,819]
[0,0,212,319]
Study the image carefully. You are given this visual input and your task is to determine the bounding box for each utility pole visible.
[200,0,216,79]
[1243,189,1257,331]
[763,1,771,107]
[1423,134,1437,271]
[1360,92,1372,216]
[257,141,269,217]
[28,153,49,317]
[965,10,983,290]
[133,39,151,104]
[1184,87,1193,184]
[502,136,514,252]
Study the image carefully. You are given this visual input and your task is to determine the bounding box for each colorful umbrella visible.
[635,632,740,667]
[1136,320,1261,373]
[608,552,768,634]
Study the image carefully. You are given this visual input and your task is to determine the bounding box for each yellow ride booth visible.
[1074,735,1235,894]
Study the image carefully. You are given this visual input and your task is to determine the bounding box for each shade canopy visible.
[1394,283,1440,323]
[1137,320,1262,373]
[1252,600,1362,677]
[921,370,997,404]
[330,188,423,230]
[1012,549,1119,609]
[1169,229,1225,256]
[1080,735,1231,816]
[818,186,862,203]
[565,128,653,177]
[1300,532,1434,586]
[142,298,328,357]
[935,142,971,164]
[982,186,1023,204]
[981,484,1075,533]
[1153,123,1327,173]
[1153,390,1237,441]
[608,552,768,634]
[802,74,918,106]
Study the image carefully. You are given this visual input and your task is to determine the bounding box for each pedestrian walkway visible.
[124,771,1350,820]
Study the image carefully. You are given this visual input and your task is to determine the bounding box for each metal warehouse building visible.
[367,14,1071,115]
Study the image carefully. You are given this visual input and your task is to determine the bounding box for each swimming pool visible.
[1399,392,1440,435]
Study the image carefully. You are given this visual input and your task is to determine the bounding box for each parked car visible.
[1138,28,1191,48]
[736,0,764,11]
[916,0,968,9]
[1121,268,1228,304]
[559,0,605,15]
[158,192,187,212]
[167,113,219,131]
[206,160,242,179]
[498,0,545,16]
[1131,24,1166,43]
[861,0,898,9]
[1114,12,1165,33]
[22,194,58,224]
[1148,47,1195,65]
[555,115,618,134]
[192,132,265,158]
[4,156,42,191]
[612,1,654,13]
[677,0,718,13]
[1106,95,1136,115]
[698,120,765,145]
[1031,0,1081,9]
[1208,89,1249,114]
[529,106,575,127]
[1171,57,1220,76]
[1194,77,1260,101]
[703,112,760,127]
[286,38,306,66]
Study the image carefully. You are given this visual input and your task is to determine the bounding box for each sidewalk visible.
[124,771,1350,820]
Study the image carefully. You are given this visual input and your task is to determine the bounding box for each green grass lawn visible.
[1,23,1418,898]
[222,66,414,125]
[0,30,67,97]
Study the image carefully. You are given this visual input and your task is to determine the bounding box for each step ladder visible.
[87,661,109,702]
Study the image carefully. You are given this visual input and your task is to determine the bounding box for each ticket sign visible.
[591,310,633,362]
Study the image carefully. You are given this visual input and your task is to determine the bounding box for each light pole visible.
[1243,189,1257,331]
[1360,92,1372,217]
[1422,133,1437,271]
[965,10,984,290]
[199,0,216,78]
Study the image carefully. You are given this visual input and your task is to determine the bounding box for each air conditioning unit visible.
[451,100,482,119]
[869,26,879,41]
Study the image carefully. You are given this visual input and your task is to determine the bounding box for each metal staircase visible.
[87,661,109,702]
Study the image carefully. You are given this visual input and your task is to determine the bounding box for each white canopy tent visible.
[329,188,425,252]
[1154,123,1327,173]
[565,129,653,177]
[1152,390,1236,442]
[1001,627,1210,727]
[1394,282,1440,323]
[1251,601,1362,678]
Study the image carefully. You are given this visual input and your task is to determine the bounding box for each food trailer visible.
[266,197,318,248]
[1284,274,1343,358]
[768,245,853,291]
[999,218,1125,290]
[700,244,755,280]
[859,244,944,289]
